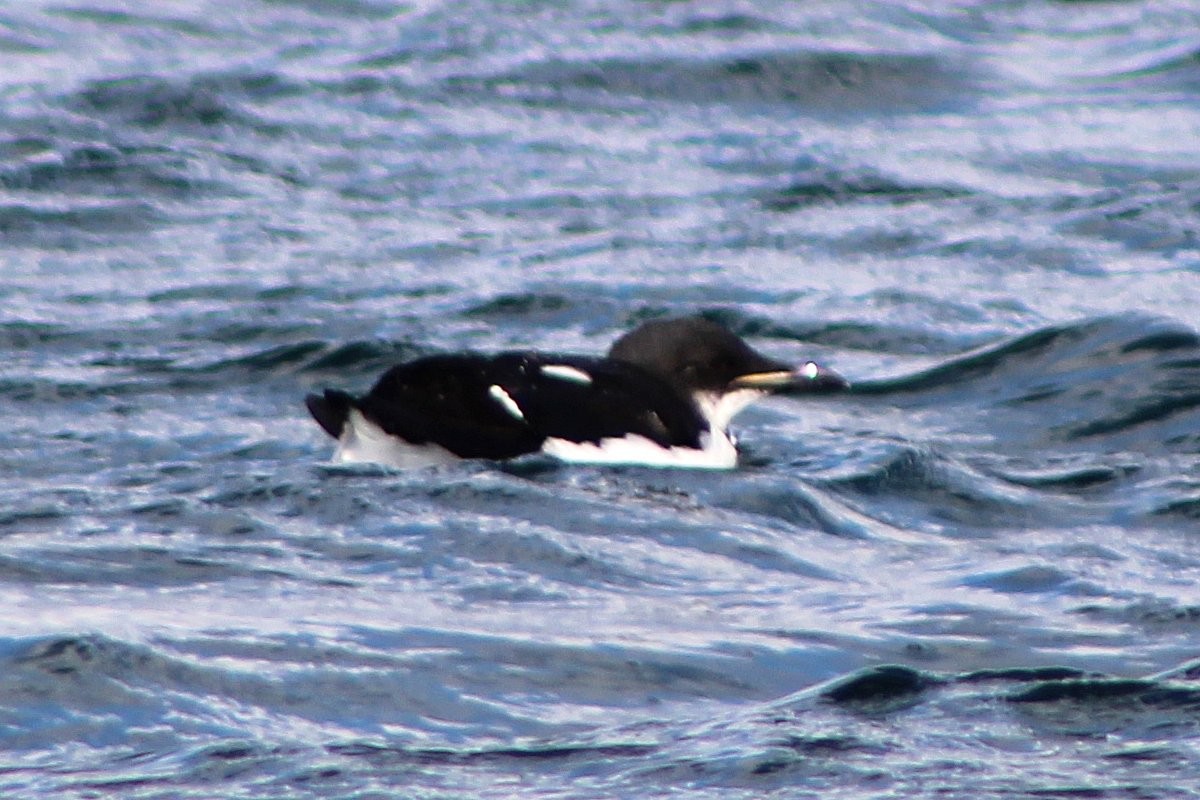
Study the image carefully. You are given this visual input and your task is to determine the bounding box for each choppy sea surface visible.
[3,1,1200,797]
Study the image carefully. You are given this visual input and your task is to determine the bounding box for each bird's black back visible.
[351,351,708,460]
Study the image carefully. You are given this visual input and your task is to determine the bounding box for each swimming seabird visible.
[305,316,848,469]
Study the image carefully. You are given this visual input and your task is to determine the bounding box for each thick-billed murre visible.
[305,316,848,469]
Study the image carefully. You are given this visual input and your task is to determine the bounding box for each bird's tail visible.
[305,389,356,438]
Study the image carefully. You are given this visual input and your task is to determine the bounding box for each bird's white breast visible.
[540,428,738,469]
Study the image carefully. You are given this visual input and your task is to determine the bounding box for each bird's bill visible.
[731,362,850,393]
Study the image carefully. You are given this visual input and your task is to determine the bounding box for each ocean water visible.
[2,1,1200,797]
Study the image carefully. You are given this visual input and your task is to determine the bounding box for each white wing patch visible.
[488,384,526,422]
[541,430,738,469]
[540,364,593,385]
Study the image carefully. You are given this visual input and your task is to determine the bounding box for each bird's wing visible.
[354,352,706,459]
[494,354,707,448]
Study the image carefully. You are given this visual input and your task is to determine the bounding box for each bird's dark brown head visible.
[608,316,849,395]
